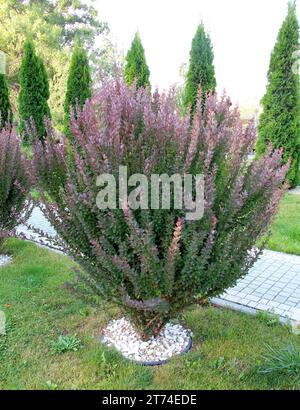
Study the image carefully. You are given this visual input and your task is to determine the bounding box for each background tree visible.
[124,32,150,88]
[98,35,125,80]
[0,0,108,128]
[184,23,216,113]
[0,73,13,128]
[18,39,51,141]
[64,39,92,136]
[256,1,300,188]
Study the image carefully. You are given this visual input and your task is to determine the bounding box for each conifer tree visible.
[64,39,92,136]
[19,39,51,142]
[0,73,13,128]
[256,1,300,188]
[124,32,150,88]
[184,24,216,113]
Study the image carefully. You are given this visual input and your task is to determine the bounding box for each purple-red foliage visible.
[0,124,32,245]
[31,78,288,339]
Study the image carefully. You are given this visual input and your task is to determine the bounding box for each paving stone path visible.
[17,207,300,324]
[212,250,300,323]
[17,207,57,249]
[289,186,300,195]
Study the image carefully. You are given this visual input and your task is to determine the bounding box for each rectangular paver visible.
[215,250,300,323]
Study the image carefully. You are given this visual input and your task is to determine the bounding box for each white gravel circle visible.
[0,255,12,268]
[101,317,192,364]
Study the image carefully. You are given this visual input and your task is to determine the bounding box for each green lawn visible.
[1,239,300,390]
[264,193,300,256]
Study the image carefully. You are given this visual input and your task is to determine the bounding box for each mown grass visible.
[1,239,300,390]
[264,193,300,256]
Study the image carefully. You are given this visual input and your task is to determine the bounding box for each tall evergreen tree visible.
[124,32,150,88]
[184,23,216,113]
[19,39,51,142]
[0,0,108,129]
[64,39,92,136]
[37,55,50,103]
[0,73,13,128]
[256,1,300,188]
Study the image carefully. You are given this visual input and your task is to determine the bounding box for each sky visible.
[95,0,300,108]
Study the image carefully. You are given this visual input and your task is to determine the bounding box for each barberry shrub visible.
[0,125,31,246]
[32,78,288,339]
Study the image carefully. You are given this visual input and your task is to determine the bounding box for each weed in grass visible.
[51,334,82,354]
[79,307,92,317]
[46,380,58,390]
[258,342,300,380]
[130,366,153,390]
[256,311,280,327]
[184,351,203,370]
[210,357,225,369]
[238,371,246,381]
[282,319,294,334]
[98,351,119,379]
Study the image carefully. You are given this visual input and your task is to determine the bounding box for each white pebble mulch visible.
[0,255,12,268]
[101,317,192,365]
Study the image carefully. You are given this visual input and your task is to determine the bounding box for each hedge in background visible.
[64,39,92,136]
[184,23,216,113]
[256,1,300,188]
[32,78,288,340]
[18,39,51,142]
[124,32,150,88]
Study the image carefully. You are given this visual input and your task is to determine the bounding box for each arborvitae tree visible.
[0,73,13,128]
[19,39,51,142]
[256,1,300,188]
[184,24,216,113]
[37,55,50,103]
[64,39,92,135]
[124,32,150,88]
